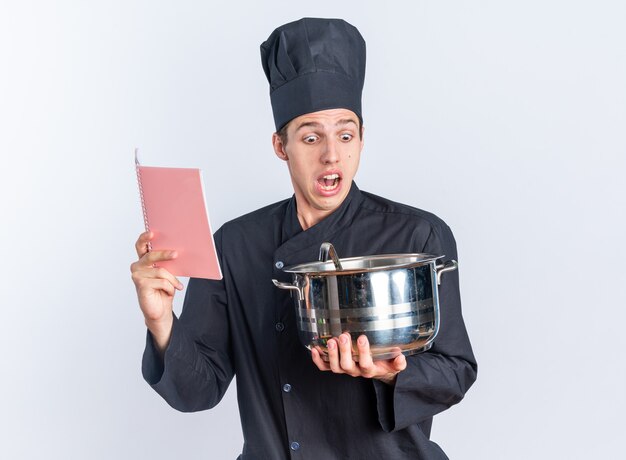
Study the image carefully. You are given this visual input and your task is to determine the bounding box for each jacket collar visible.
[277,181,363,264]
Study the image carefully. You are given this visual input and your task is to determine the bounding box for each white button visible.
[275,261,284,269]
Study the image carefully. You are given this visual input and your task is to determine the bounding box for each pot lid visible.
[283,253,443,275]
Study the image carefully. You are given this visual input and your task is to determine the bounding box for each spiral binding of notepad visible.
[135,148,152,252]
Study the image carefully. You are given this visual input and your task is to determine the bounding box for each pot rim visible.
[283,253,444,275]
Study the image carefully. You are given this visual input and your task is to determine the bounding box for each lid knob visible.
[318,242,343,270]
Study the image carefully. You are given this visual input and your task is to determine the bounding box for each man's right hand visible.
[130,231,184,355]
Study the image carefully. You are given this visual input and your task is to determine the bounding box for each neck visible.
[292,182,354,231]
[296,207,334,231]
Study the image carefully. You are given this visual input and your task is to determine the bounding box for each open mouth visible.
[317,172,341,191]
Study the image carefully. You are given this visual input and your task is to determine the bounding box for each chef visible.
[131,18,477,459]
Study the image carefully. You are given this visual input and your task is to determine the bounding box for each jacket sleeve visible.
[372,220,478,432]
[141,229,234,412]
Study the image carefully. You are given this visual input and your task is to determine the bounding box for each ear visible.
[272,133,288,161]
[358,124,365,152]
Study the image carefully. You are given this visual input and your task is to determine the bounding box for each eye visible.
[303,135,318,144]
[340,133,353,142]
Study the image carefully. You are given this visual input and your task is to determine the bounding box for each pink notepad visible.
[136,158,222,280]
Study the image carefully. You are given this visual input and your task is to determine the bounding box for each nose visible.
[321,138,340,165]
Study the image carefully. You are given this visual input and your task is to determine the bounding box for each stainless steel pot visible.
[272,243,458,361]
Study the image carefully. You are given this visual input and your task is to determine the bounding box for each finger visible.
[137,278,176,297]
[311,347,330,371]
[130,263,184,291]
[392,354,407,372]
[140,249,178,267]
[153,267,184,290]
[356,335,376,377]
[338,333,358,375]
[327,339,343,374]
[135,231,154,257]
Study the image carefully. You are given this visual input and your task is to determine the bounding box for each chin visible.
[317,193,346,211]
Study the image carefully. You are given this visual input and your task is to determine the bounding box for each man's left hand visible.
[311,333,407,385]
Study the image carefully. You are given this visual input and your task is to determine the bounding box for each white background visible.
[1,1,625,459]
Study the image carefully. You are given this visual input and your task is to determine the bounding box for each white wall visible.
[1,1,624,458]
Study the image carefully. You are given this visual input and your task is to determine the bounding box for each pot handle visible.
[435,260,458,285]
[272,279,304,301]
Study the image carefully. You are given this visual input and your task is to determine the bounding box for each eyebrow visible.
[295,118,358,132]
[335,118,358,128]
[295,121,323,132]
